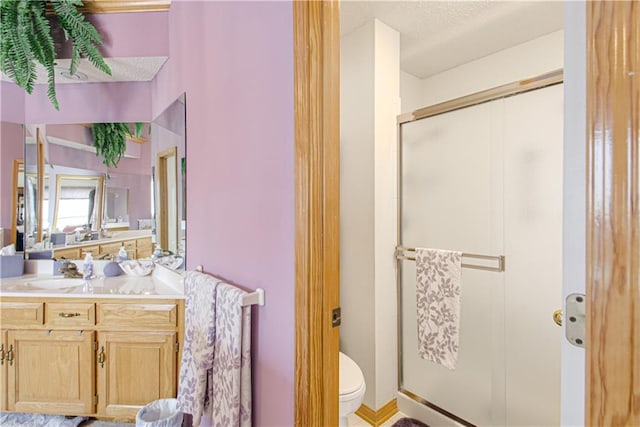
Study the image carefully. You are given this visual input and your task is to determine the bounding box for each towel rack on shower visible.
[194,265,266,306]
[395,246,505,272]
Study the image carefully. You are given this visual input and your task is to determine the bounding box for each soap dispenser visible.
[83,252,94,281]
[117,246,129,261]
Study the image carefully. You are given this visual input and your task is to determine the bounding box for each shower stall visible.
[395,72,564,426]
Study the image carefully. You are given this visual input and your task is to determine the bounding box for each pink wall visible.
[152,2,295,425]
[1,82,26,245]
[0,82,25,124]
[0,122,24,246]
[56,12,169,59]
[26,81,152,124]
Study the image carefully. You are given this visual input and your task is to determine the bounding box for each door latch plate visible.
[332,307,341,328]
[565,293,586,348]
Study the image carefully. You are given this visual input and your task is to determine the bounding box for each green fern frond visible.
[1,0,38,93]
[1,0,112,110]
[51,0,111,76]
[92,123,130,168]
[134,122,145,138]
[70,44,81,75]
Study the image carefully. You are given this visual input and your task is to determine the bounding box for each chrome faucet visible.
[59,261,83,278]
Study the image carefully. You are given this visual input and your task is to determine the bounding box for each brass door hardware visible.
[0,343,4,365]
[6,345,14,366]
[59,312,81,318]
[553,310,563,326]
[97,346,105,368]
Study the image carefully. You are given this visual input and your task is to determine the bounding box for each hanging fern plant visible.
[0,0,111,110]
[92,122,144,168]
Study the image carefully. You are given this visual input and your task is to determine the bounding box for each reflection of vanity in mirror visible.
[18,94,186,269]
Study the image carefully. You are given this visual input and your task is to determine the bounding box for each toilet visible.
[339,352,366,427]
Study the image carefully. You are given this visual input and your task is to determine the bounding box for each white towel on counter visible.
[415,248,462,370]
[177,271,219,427]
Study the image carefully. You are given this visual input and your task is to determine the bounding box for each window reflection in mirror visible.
[52,175,104,234]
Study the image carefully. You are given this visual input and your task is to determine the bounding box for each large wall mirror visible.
[13,93,186,268]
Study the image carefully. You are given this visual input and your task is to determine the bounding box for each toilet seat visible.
[338,352,366,427]
[339,380,365,402]
[339,352,365,398]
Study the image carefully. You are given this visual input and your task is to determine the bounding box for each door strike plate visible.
[565,293,586,348]
[332,307,341,328]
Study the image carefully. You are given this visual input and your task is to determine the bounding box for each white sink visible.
[26,278,85,290]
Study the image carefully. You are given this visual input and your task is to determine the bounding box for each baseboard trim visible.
[356,398,398,426]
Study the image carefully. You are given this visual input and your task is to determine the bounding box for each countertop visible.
[0,261,184,299]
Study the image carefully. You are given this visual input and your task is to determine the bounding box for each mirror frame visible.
[36,128,45,242]
[10,159,24,245]
[156,146,178,254]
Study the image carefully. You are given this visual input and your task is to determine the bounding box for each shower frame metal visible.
[395,69,564,426]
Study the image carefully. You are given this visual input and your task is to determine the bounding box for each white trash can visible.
[135,398,183,427]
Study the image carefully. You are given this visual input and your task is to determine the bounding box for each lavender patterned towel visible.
[203,283,252,427]
[177,271,219,427]
[415,248,462,370]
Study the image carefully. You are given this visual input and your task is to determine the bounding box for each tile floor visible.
[80,420,133,426]
[82,413,406,426]
[347,411,407,426]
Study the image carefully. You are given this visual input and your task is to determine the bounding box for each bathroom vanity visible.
[44,231,153,260]
[0,263,184,421]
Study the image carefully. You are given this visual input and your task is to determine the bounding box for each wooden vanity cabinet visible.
[52,236,153,261]
[0,330,6,411]
[0,297,184,421]
[8,329,95,415]
[52,247,81,259]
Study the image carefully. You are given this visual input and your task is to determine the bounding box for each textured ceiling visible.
[340,1,563,78]
[2,56,167,85]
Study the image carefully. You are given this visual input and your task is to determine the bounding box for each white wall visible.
[400,71,424,113]
[561,2,586,426]
[340,20,376,409]
[373,20,400,410]
[341,19,400,410]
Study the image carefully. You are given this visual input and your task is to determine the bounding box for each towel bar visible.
[194,265,265,306]
[395,246,505,272]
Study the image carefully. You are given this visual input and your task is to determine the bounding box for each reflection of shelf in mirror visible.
[25,136,141,159]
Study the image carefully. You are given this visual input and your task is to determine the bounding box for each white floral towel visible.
[177,271,219,426]
[203,282,252,427]
[415,248,462,370]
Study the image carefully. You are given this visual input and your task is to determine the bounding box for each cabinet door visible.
[7,330,95,415]
[0,330,6,411]
[99,241,124,259]
[80,245,100,257]
[53,247,81,259]
[97,331,177,419]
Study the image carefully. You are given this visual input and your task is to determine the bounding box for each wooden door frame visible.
[293,1,340,425]
[586,1,639,425]
[156,146,178,254]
